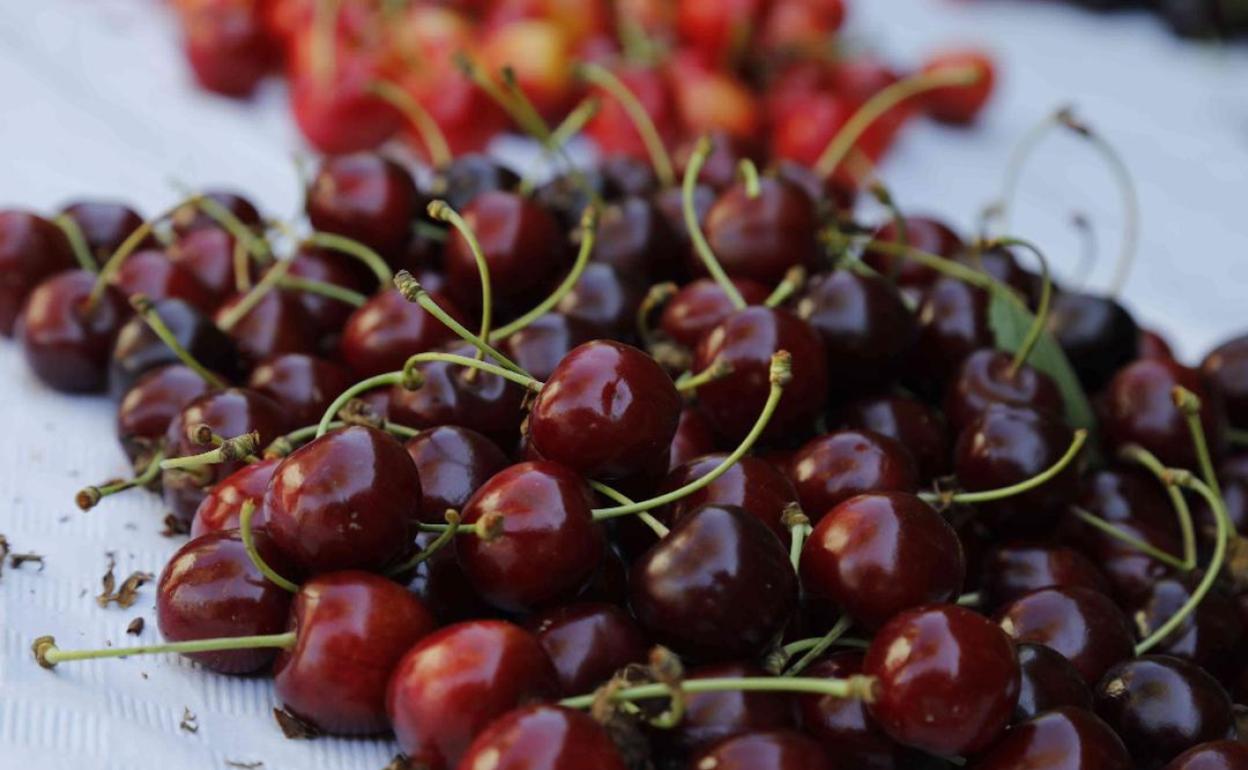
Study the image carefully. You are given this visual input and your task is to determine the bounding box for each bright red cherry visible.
[17,270,129,392]
[788,430,919,521]
[179,0,275,97]
[457,704,628,770]
[995,586,1135,685]
[288,50,402,155]
[306,153,422,259]
[246,353,351,427]
[586,64,679,163]
[525,602,649,696]
[190,458,279,538]
[337,288,464,378]
[970,706,1132,770]
[701,177,819,286]
[921,50,996,125]
[0,210,76,335]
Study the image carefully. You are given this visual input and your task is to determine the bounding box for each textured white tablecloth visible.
[0,1,1246,768]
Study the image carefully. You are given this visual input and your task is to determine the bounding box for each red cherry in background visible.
[701,176,820,286]
[921,49,997,125]
[113,250,216,314]
[0,210,76,335]
[306,153,422,260]
[863,215,965,286]
[246,352,351,427]
[179,0,276,98]
[337,288,465,378]
[59,200,150,260]
[170,190,261,237]
[166,226,249,305]
[214,289,317,367]
[109,297,243,399]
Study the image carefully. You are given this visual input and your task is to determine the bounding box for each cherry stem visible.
[577,62,675,187]
[388,510,464,575]
[266,420,417,459]
[160,431,259,471]
[240,499,299,593]
[549,96,600,150]
[303,232,393,285]
[956,591,983,606]
[995,108,1064,235]
[1069,505,1189,572]
[1172,386,1222,498]
[1135,471,1229,655]
[674,358,732,393]
[90,201,184,310]
[216,259,293,332]
[737,159,761,198]
[392,270,529,378]
[844,234,997,293]
[182,189,271,264]
[1120,443,1199,570]
[414,515,503,540]
[455,54,539,136]
[868,183,909,283]
[784,506,811,571]
[1069,212,1099,289]
[489,206,599,342]
[636,282,677,346]
[53,214,98,273]
[922,429,1087,506]
[425,201,494,357]
[277,275,366,307]
[368,80,453,168]
[592,351,791,520]
[33,631,296,670]
[76,450,165,511]
[128,294,228,389]
[589,481,669,538]
[561,673,878,710]
[784,614,851,676]
[764,266,807,308]
[989,236,1053,375]
[781,637,869,658]
[232,238,252,292]
[814,66,984,179]
[684,136,746,310]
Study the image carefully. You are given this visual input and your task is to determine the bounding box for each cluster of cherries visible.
[4,14,1248,770]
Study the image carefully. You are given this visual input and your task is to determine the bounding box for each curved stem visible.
[561,674,878,711]
[426,201,494,354]
[216,259,292,332]
[683,136,746,310]
[674,358,732,393]
[368,80,453,168]
[549,96,600,150]
[764,266,807,308]
[737,159,761,198]
[577,62,675,188]
[303,232,393,285]
[265,420,417,458]
[489,206,599,342]
[277,275,366,307]
[990,237,1053,374]
[1172,386,1222,498]
[589,481,669,538]
[785,615,852,676]
[1069,506,1189,572]
[923,429,1086,506]
[232,238,252,292]
[188,192,270,264]
[53,214,98,273]
[128,294,228,389]
[849,235,997,292]
[387,510,463,575]
[316,372,404,438]
[593,351,791,520]
[76,450,165,511]
[33,631,295,669]
[636,282,677,347]
[814,66,984,179]
[240,500,298,592]
[1120,443,1199,570]
[160,432,260,471]
[995,108,1064,236]
[455,55,547,141]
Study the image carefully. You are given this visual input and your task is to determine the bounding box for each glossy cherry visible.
[798,651,912,769]
[112,250,216,313]
[659,277,772,349]
[669,406,719,469]
[996,586,1135,685]
[1048,291,1140,392]
[840,394,951,482]
[970,706,1132,770]
[863,215,964,286]
[1162,741,1248,770]
[166,226,247,304]
[1068,514,1184,603]
[109,297,242,399]
[0,210,76,335]
[116,363,214,463]
[404,530,495,624]
[983,543,1111,608]
[945,349,1065,433]
[179,1,274,97]
[17,269,129,393]
[1013,643,1094,722]
[457,704,628,770]
[306,153,422,259]
[659,454,799,541]
[404,426,508,523]
[556,263,646,341]
[500,312,595,382]
[1078,467,1180,534]
[1101,358,1228,470]
[337,288,464,377]
[908,276,992,394]
[1203,334,1248,428]
[663,661,797,757]
[701,176,819,286]
[1128,576,1243,679]
[214,289,317,367]
[189,457,278,538]
[287,246,373,342]
[691,729,833,770]
[788,430,919,521]
[59,200,148,260]
[592,196,678,280]
[246,353,351,427]
[525,602,649,695]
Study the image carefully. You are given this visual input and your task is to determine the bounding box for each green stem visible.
[128,294,228,389]
[1069,506,1189,572]
[53,214,98,273]
[636,282,677,347]
[240,500,298,592]
[1120,443,1199,570]
[549,96,601,150]
[316,372,404,438]
[577,62,675,187]
[764,266,807,308]
[737,159,761,198]
[304,232,393,285]
[990,237,1052,374]
[589,481,670,538]
[277,275,366,307]
[216,259,292,332]
[674,358,732,393]
[160,432,260,471]
[1172,386,1222,498]
[683,135,746,310]
[785,615,852,676]
[922,429,1086,506]
[592,351,791,520]
[368,80,453,168]
[387,510,463,575]
[188,192,270,263]
[560,674,878,710]
[33,631,296,669]
[995,109,1063,237]
[266,420,418,458]
[90,201,183,310]
[426,201,494,354]
[232,238,252,292]
[455,55,547,140]
[75,450,165,511]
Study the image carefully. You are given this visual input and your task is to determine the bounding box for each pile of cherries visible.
[5,16,1248,770]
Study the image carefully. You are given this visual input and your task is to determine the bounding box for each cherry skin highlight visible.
[456,704,629,770]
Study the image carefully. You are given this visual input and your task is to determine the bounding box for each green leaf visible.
[987,290,1097,433]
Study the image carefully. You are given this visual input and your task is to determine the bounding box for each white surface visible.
[0,1,1246,768]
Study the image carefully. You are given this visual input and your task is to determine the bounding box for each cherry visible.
[584,63,679,170]
[529,340,681,480]
[0,210,76,335]
[1202,334,1248,429]
[306,153,422,260]
[592,196,678,280]
[1048,291,1140,392]
[155,529,295,674]
[525,602,649,695]
[983,543,1112,608]
[788,430,919,521]
[864,603,1020,756]
[16,270,129,393]
[957,245,1038,301]
[863,216,965,286]
[117,364,214,463]
[694,306,829,443]
[287,246,373,341]
[1128,576,1243,679]
[1094,655,1235,770]
[629,504,798,662]
[404,529,495,623]
[659,277,772,349]
[170,191,261,237]
[59,200,149,260]
[658,454,799,542]
[167,226,249,304]
[501,312,596,381]
[669,406,719,470]
[1140,328,1176,361]
[797,651,913,769]
[1013,643,1094,722]
[246,352,350,428]
[431,153,520,211]
[654,180,716,262]
[215,289,317,367]
[534,170,606,232]
[113,250,216,313]
[921,50,996,124]
[970,706,1132,770]
[762,0,847,50]
[288,52,402,155]
[1101,358,1228,470]
[1078,467,1180,534]
[674,131,755,193]
[265,425,419,575]
[996,586,1135,685]
[663,661,797,756]
[1162,741,1248,770]
[386,620,559,770]
[798,270,917,397]
[692,729,833,770]
[458,704,628,770]
[404,426,508,524]
[944,348,1065,433]
[556,263,646,341]
[190,457,279,538]
[1071,515,1184,603]
[701,176,819,286]
[840,393,951,482]
[908,276,992,394]
[274,571,437,735]
[953,405,1081,535]
[109,297,242,399]
[338,288,464,378]
[179,0,275,97]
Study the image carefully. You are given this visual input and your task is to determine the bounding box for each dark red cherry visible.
[337,288,464,378]
[274,571,437,735]
[180,0,274,96]
[458,704,628,770]
[117,364,214,463]
[653,182,715,264]
[1203,335,1248,429]
[772,158,856,215]
[525,602,649,695]
[113,249,216,313]
[1095,655,1235,770]
[953,405,1081,535]
[1101,358,1228,471]
[0,209,76,335]
[17,269,129,393]
[798,651,913,769]
[599,156,659,199]
[922,50,996,124]
[674,132,754,192]
[246,353,350,427]
[801,492,964,629]
[556,263,645,341]
[386,620,559,770]
[166,226,247,304]
[287,246,373,341]
[404,529,494,623]
[155,529,296,674]
[1195,457,1248,537]
[404,426,508,523]
[458,461,604,612]
[971,706,1132,770]
[189,458,278,538]
[592,196,678,279]
[1128,576,1243,679]
[1068,515,1183,603]
[1162,741,1248,770]
[983,543,1111,609]
[501,312,596,382]
[534,170,605,231]
[996,586,1134,685]
[797,269,916,397]
[265,426,418,575]
[788,430,919,521]
[109,297,243,399]
[1049,291,1139,392]
[214,289,317,367]
[865,603,1020,756]
[306,153,422,259]
[1140,328,1176,361]
[908,276,992,394]
[692,730,833,770]
[529,340,681,480]
[863,215,964,287]
[945,349,1065,433]
[956,245,1036,300]
[694,306,829,443]
[629,504,798,662]
[701,176,819,286]
[171,191,261,237]
[840,393,951,482]
[1078,467,1180,535]
[1013,643,1094,722]
[432,153,520,211]
[444,191,567,314]
[659,277,772,348]
[663,662,797,757]
[59,200,150,260]
[661,454,799,541]
[669,406,719,470]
